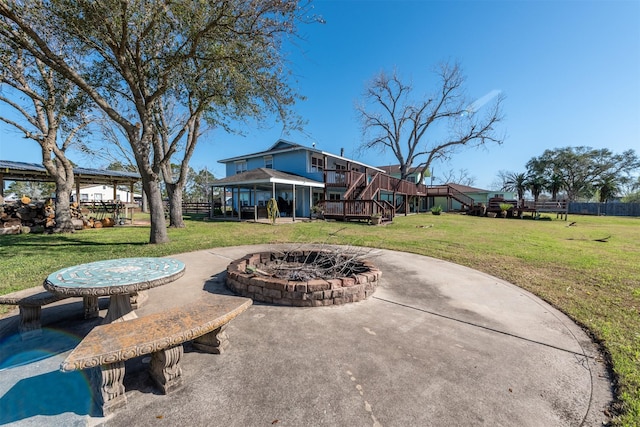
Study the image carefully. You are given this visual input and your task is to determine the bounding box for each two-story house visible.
[210,139,479,221]
[211,140,386,219]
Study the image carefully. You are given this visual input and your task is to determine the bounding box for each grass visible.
[1,213,639,425]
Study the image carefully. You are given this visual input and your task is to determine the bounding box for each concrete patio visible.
[0,244,613,426]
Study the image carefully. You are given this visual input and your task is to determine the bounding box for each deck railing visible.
[323,170,475,213]
[321,199,394,220]
[522,200,568,212]
[342,172,366,199]
[359,172,426,200]
[445,186,475,208]
[324,170,365,187]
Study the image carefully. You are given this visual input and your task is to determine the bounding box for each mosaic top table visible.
[43,257,186,323]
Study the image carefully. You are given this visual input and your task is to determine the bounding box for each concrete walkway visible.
[0,245,613,426]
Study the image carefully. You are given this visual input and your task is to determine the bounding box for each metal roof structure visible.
[0,160,140,185]
[0,160,140,199]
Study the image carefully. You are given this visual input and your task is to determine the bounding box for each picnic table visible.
[43,257,186,323]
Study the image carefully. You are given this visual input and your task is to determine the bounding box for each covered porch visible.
[209,168,324,221]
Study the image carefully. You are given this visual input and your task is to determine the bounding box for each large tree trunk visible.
[43,147,76,234]
[166,183,185,228]
[142,178,169,244]
[53,178,75,233]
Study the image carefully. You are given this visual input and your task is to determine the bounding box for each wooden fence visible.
[175,202,212,214]
[568,202,640,216]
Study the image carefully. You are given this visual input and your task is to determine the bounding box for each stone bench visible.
[60,294,253,416]
[0,287,99,340]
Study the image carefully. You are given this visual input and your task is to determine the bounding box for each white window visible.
[311,156,324,172]
[264,156,273,169]
[235,161,247,174]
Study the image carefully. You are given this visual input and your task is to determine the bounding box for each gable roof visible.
[218,139,314,163]
[218,139,385,172]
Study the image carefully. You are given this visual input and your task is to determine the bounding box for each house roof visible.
[446,183,490,193]
[218,139,385,172]
[209,168,324,189]
[217,139,306,163]
[0,160,140,185]
[376,164,425,175]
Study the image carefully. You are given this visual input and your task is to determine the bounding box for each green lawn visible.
[1,213,639,425]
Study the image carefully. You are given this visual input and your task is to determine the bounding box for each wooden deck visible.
[321,169,476,222]
[481,198,569,220]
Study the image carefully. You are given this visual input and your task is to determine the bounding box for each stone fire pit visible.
[226,249,381,306]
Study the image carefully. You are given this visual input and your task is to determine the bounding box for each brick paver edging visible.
[225,250,381,306]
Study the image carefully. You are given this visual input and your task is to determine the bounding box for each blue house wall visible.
[274,150,310,176]
[224,147,323,180]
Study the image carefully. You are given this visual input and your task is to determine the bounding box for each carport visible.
[0,160,140,201]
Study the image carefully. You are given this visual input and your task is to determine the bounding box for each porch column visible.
[0,174,3,197]
[309,186,313,217]
[209,186,214,218]
[76,180,80,203]
[272,182,276,200]
[112,181,117,201]
[292,184,296,222]
[223,186,227,217]
[236,187,241,220]
[253,185,257,222]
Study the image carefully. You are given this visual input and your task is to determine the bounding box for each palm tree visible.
[598,176,621,203]
[527,175,546,202]
[546,174,563,201]
[501,172,528,201]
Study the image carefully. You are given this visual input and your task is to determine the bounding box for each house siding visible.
[275,150,309,176]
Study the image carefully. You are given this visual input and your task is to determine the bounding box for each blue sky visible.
[1,0,639,190]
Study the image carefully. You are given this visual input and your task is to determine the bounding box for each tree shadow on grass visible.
[0,235,148,247]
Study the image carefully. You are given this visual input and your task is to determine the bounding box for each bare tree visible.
[439,168,476,186]
[0,46,91,232]
[357,63,504,182]
[1,0,310,243]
